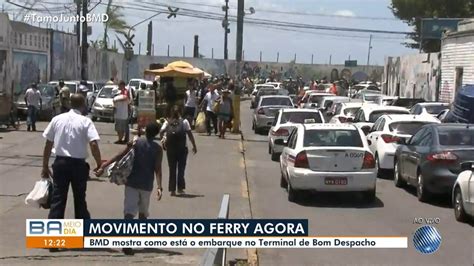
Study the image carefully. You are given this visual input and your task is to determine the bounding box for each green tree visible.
[102,0,130,50]
[390,0,474,52]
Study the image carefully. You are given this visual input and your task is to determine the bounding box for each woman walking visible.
[216,89,233,139]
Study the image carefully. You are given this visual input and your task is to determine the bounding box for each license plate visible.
[324,177,347,185]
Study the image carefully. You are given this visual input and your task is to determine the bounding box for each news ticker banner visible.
[26,219,407,249]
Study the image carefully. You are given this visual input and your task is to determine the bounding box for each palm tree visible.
[102,0,130,50]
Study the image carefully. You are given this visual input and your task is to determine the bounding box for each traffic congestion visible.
[248,79,474,223]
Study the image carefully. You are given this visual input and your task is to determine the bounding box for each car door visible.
[412,129,434,181]
[281,128,296,170]
[399,128,424,179]
[367,118,384,153]
[405,128,430,181]
[468,173,474,214]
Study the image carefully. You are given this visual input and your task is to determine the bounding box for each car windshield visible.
[389,122,433,135]
[281,112,322,124]
[39,85,56,97]
[258,89,277,96]
[392,98,425,108]
[425,105,448,115]
[304,129,363,147]
[98,87,114,98]
[309,95,326,104]
[438,129,474,146]
[261,97,292,106]
[364,94,379,102]
[85,83,93,92]
[369,110,409,122]
[343,107,360,116]
[129,81,140,89]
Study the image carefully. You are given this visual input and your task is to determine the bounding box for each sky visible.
[1,0,419,65]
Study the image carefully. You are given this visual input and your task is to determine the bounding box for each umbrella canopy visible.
[144,61,204,78]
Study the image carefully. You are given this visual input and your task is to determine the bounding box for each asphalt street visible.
[240,99,473,266]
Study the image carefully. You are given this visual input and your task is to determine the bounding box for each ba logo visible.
[27,219,83,236]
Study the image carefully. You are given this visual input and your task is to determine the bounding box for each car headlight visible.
[93,102,103,108]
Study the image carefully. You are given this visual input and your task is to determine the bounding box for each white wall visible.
[440,33,474,103]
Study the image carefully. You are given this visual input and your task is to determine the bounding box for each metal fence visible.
[200,194,230,266]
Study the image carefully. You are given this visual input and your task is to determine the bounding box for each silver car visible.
[252,95,294,134]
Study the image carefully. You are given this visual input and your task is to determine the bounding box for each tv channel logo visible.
[412,225,441,254]
[26,219,83,237]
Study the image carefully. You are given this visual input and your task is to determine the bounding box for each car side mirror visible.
[461,162,473,171]
[294,104,298,108]
[274,139,288,146]
[311,103,316,108]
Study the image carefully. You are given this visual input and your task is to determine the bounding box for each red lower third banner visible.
[26,237,84,248]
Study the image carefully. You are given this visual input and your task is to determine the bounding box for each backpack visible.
[107,143,136,185]
[166,119,187,152]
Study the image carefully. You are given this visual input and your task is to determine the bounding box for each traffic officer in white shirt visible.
[42,94,102,224]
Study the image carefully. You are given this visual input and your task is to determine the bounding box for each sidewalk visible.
[0,122,251,265]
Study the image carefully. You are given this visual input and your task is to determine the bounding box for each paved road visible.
[0,121,251,265]
[240,99,473,266]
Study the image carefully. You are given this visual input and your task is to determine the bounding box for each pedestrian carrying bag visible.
[165,119,187,152]
[195,112,206,133]
[212,100,220,113]
[25,177,53,209]
[107,142,136,185]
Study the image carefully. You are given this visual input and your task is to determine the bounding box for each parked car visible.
[15,84,61,120]
[268,109,325,161]
[373,95,398,106]
[91,85,117,121]
[252,95,294,134]
[278,124,377,202]
[328,102,366,124]
[251,85,279,108]
[352,105,410,135]
[48,80,79,94]
[390,98,426,109]
[452,162,474,222]
[410,102,450,117]
[301,92,334,109]
[366,114,441,177]
[252,88,288,109]
[394,124,474,202]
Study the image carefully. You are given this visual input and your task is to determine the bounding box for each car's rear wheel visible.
[393,161,406,187]
[362,189,376,203]
[280,171,287,188]
[268,144,271,154]
[287,181,299,202]
[271,150,279,162]
[416,172,431,202]
[375,154,383,178]
[453,186,468,222]
[91,116,97,122]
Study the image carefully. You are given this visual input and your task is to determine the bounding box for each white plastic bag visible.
[25,178,51,208]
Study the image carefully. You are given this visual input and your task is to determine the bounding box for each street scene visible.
[0,0,474,265]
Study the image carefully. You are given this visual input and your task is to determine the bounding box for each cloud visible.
[334,10,356,17]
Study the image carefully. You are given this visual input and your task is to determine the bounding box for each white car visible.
[410,102,450,117]
[268,109,325,161]
[300,92,334,109]
[266,82,284,90]
[352,105,410,134]
[278,124,377,202]
[366,114,441,176]
[252,95,294,134]
[373,95,398,106]
[452,163,474,222]
[91,85,118,121]
[328,102,368,124]
[318,96,351,113]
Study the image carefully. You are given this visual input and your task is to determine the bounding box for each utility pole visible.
[146,21,152,56]
[81,0,89,80]
[193,35,199,58]
[277,52,279,63]
[233,0,244,134]
[223,0,229,60]
[76,0,80,46]
[366,34,373,68]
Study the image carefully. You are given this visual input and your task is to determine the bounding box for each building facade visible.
[440,19,474,103]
